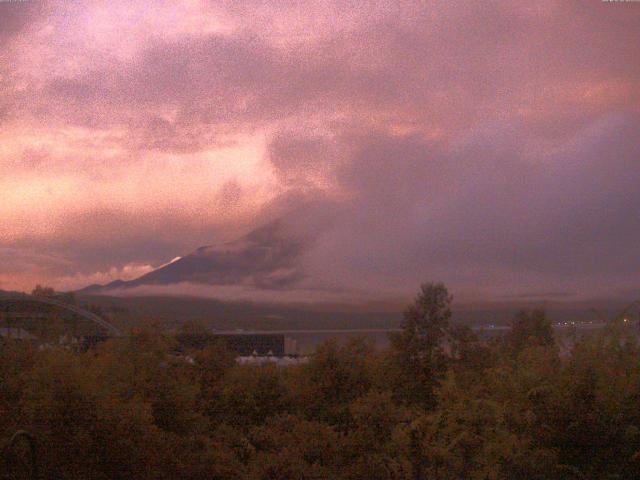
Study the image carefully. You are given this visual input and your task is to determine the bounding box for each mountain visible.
[78,219,308,295]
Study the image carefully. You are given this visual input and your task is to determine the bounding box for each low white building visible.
[236,355,309,367]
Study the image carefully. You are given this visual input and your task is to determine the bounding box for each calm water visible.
[216,322,638,355]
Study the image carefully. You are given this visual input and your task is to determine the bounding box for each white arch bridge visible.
[0,294,121,338]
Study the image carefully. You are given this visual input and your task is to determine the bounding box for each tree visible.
[505,309,554,353]
[401,282,453,347]
[295,338,373,428]
[31,285,76,305]
[248,414,341,479]
[390,282,453,408]
[448,324,493,381]
[31,285,56,298]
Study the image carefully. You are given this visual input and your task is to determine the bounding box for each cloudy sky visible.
[1,0,639,302]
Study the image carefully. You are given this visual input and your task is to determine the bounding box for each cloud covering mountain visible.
[80,219,307,293]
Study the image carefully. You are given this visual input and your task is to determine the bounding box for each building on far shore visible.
[237,355,308,366]
[0,327,37,341]
[176,332,299,357]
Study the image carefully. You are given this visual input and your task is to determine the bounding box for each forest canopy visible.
[1,283,639,479]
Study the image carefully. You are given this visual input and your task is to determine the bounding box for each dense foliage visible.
[1,283,639,479]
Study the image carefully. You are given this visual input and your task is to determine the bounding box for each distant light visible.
[624,318,628,323]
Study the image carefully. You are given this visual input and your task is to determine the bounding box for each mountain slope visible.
[79,220,307,294]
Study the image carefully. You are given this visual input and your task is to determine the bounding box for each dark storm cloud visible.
[270,112,640,299]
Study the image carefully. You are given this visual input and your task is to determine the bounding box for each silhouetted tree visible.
[390,282,452,408]
[505,309,554,353]
[31,285,76,305]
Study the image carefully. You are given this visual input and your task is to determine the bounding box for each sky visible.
[1,0,639,303]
